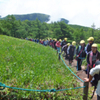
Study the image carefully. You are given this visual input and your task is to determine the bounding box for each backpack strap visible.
[78,46,84,57]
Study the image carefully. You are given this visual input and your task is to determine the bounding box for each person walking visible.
[84,61,100,100]
[61,38,67,48]
[76,40,86,71]
[87,43,99,78]
[56,39,62,53]
[67,41,76,65]
[61,43,70,59]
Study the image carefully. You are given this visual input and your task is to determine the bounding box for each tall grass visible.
[0,35,83,100]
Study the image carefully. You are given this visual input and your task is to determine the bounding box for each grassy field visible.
[0,35,83,100]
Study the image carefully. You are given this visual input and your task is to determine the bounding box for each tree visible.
[91,23,95,37]
[73,28,85,44]
[35,18,41,39]
[58,21,73,40]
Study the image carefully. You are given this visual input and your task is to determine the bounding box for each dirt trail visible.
[65,59,97,100]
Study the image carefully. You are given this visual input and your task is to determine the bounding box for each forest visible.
[0,15,100,43]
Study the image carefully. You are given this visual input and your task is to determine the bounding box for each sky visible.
[0,0,100,28]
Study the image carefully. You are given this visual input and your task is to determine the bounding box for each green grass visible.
[0,35,83,100]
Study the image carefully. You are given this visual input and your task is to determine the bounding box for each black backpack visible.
[90,61,100,99]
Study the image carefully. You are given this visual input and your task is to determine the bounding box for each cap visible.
[80,40,85,44]
[59,39,62,42]
[55,39,57,41]
[72,41,76,46]
[87,37,94,41]
[64,38,67,41]
[92,43,97,48]
[67,43,70,46]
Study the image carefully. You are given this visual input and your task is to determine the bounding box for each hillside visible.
[1,13,70,24]
[60,18,69,24]
[1,13,50,22]
[0,13,91,29]
[69,24,90,31]
[0,35,83,99]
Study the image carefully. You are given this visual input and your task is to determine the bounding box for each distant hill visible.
[1,13,50,22]
[69,24,90,31]
[60,18,69,24]
[0,13,90,29]
[1,13,70,24]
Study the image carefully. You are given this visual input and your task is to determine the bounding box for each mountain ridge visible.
[0,13,69,24]
[0,13,90,29]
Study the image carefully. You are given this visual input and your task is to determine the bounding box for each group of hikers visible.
[26,37,100,100]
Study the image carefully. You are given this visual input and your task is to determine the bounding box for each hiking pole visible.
[59,52,61,60]
[83,82,89,100]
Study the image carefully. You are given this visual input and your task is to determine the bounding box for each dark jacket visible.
[61,45,68,53]
[54,41,57,49]
[61,40,67,47]
[67,45,76,57]
[85,42,94,55]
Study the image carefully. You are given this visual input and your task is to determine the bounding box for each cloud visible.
[0,0,100,28]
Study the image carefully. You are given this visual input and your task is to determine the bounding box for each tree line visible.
[0,15,100,43]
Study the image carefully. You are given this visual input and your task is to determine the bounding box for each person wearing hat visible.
[39,39,41,44]
[48,38,50,45]
[84,37,94,74]
[76,40,86,71]
[61,43,70,59]
[61,38,67,48]
[65,43,70,60]
[43,39,45,45]
[67,41,76,65]
[87,43,99,78]
[40,39,43,44]
[49,38,53,47]
[46,39,49,46]
[85,37,94,55]
[84,59,100,100]
[44,39,48,46]
[54,39,57,50]
[56,39,62,53]
[52,38,56,48]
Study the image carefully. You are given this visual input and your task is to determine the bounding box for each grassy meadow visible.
[0,35,84,100]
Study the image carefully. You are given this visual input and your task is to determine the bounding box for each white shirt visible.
[90,65,100,96]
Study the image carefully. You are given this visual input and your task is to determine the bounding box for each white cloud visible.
[0,0,100,28]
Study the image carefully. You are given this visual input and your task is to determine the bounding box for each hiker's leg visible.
[57,47,59,53]
[77,58,81,70]
[97,95,100,100]
[70,60,72,66]
[77,58,79,71]
[69,59,71,65]
[58,47,60,53]
[69,60,70,65]
[79,59,82,70]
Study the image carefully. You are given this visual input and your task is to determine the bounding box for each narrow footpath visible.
[65,59,97,100]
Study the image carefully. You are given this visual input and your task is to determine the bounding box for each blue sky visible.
[0,0,100,28]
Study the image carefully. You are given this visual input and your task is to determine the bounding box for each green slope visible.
[0,35,83,99]
[1,13,50,22]
[69,24,90,31]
